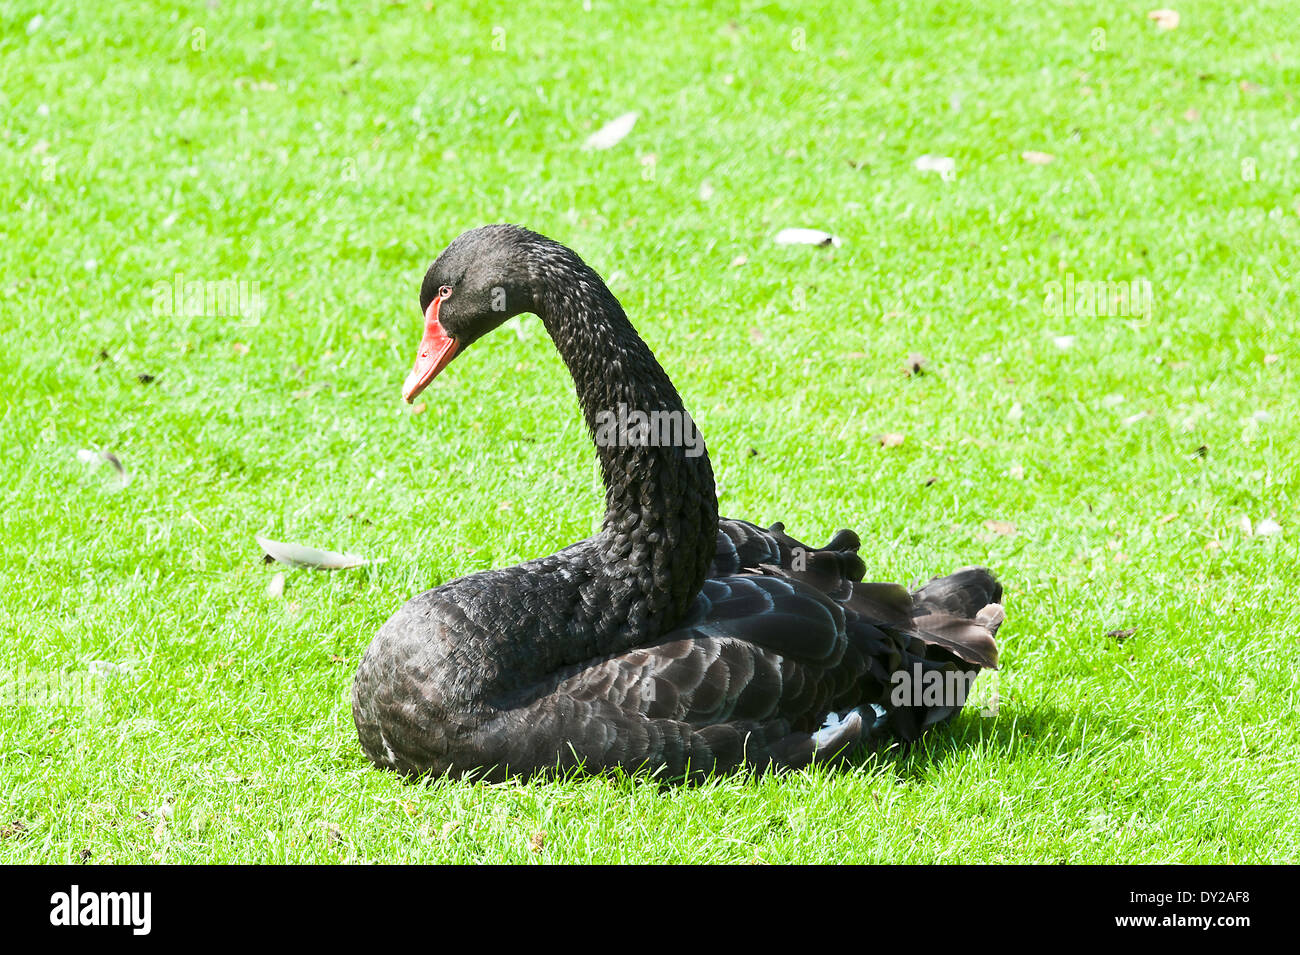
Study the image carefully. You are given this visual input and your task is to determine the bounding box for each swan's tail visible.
[878,566,1004,741]
[717,520,1006,754]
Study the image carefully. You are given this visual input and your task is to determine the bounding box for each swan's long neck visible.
[534,247,718,637]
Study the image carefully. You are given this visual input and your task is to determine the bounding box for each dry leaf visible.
[1147,9,1180,30]
[773,228,842,248]
[529,831,546,853]
[1105,627,1136,643]
[1021,150,1056,165]
[1,820,28,840]
[729,255,748,268]
[255,536,378,570]
[583,112,637,150]
[232,342,250,355]
[1263,353,1279,365]
[77,448,128,480]
[984,520,1017,536]
[877,432,905,448]
[914,154,956,177]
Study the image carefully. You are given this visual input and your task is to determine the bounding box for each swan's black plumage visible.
[352,225,1004,781]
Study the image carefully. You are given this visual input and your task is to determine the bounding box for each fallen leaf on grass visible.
[773,228,842,247]
[529,831,546,853]
[876,432,906,448]
[0,820,27,840]
[984,520,1017,536]
[1106,628,1136,643]
[77,448,128,482]
[255,536,379,570]
[1147,9,1180,30]
[1241,517,1282,538]
[1021,150,1056,165]
[914,155,956,178]
[583,112,637,150]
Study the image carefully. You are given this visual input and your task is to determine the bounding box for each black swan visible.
[352,224,1004,781]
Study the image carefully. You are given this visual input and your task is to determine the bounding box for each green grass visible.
[1,0,1297,863]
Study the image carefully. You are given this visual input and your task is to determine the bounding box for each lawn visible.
[1,0,1297,863]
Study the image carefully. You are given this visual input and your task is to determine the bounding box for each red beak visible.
[402,297,460,403]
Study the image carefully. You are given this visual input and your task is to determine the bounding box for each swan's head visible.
[403,224,545,403]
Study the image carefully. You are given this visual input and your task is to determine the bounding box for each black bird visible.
[352,225,1004,781]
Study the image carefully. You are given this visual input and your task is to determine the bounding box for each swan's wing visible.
[557,573,900,731]
[711,518,868,582]
[716,520,1003,670]
[466,562,1004,778]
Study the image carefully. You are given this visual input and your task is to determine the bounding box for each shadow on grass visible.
[867,700,1128,783]
[355,699,1119,793]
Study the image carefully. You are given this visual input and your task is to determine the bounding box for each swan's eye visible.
[439,285,453,300]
